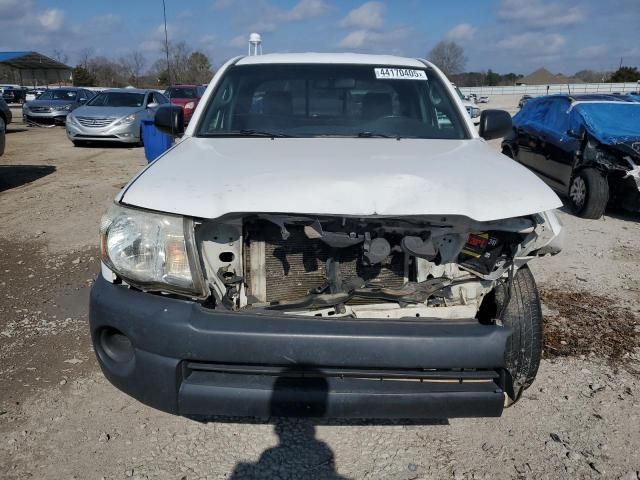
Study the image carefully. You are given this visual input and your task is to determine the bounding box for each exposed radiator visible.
[244,221,407,303]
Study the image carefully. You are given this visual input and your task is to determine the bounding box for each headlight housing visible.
[100,204,206,297]
[53,104,72,111]
[184,102,195,110]
[114,113,136,126]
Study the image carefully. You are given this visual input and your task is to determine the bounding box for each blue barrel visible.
[142,119,173,163]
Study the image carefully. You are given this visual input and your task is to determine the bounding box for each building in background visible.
[0,51,72,87]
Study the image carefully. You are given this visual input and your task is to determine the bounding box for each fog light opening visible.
[99,327,134,364]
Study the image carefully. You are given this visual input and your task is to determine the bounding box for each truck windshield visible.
[197,64,468,139]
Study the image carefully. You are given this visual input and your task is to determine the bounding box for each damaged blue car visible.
[502,94,640,218]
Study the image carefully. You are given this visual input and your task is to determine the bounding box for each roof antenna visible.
[248,33,262,56]
[162,0,171,84]
[161,0,175,138]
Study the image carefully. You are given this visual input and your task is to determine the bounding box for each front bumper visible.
[66,119,140,143]
[90,276,511,419]
[24,110,68,124]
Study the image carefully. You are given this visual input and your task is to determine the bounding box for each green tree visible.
[485,69,501,86]
[185,51,212,84]
[72,65,96,86]
[607,66,640,82]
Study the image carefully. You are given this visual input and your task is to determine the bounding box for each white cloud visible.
[576,45,608,59]
[39,9,64,31]
[229,34,248,48]
[340,1,385,29]
[279,0,329,22]
[444,23,477,43]
[498,0,587,28]
[338,27,410,49]
[498,32,566,54]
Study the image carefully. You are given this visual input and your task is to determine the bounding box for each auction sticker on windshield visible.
[374,68,427,80]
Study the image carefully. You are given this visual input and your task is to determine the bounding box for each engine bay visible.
[196,213,559,319]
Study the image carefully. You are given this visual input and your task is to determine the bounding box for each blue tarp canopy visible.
[0,51,70,71]
[572,102,640,145]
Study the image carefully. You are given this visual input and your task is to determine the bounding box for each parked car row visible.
[66,88,169,146]
[23,87,96,125]
[18,84,195,145]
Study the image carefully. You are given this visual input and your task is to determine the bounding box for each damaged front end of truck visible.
[197,212,561,320]
[93,198,562,418]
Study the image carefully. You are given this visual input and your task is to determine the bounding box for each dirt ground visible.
[1,106,639,480]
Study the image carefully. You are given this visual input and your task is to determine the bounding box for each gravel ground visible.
[0,108,639,479]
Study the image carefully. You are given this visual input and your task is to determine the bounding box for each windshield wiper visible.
[357,131,401,139]
[199,129,294,138]
[237,129,293,138]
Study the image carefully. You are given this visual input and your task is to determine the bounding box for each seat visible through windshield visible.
[197,64,468,139]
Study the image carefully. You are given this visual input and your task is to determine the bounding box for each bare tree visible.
[51,48,69,65]
[119,51,146,86]
[78,48,94,69]
[428,41,467,76]
[86,56,126,87]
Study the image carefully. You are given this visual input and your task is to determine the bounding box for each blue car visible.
[502,94,640,218]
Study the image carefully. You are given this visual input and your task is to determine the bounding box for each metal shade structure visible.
[0,51,72,86]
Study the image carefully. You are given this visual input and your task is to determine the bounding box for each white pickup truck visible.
[91,53,563,420]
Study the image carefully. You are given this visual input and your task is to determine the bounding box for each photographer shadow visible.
[229,372,349,480]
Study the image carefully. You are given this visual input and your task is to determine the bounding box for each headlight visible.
[100,204,206,297]
[471,107,480,118]
[53,104,72,111]
[184,102,195,110]
[114,113,136,126]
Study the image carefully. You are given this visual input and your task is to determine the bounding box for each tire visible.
[0,117,5,156]
[493,265,543,404]
[568,168,609,219]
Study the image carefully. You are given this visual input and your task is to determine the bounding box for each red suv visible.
[164,85,206,124]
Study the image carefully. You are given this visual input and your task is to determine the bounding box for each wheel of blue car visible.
[568,168,609,219]
[484,265,543,405]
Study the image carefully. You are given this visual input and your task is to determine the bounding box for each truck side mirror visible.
[478,109,512,140]
[154,105,184,137]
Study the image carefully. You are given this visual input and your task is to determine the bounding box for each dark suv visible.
[0,97,12,156]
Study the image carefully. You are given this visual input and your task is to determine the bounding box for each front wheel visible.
[485,265,543,405]
[568,168,609,219]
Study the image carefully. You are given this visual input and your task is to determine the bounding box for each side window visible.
[543,99,570,134]
[147,92,156,105]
